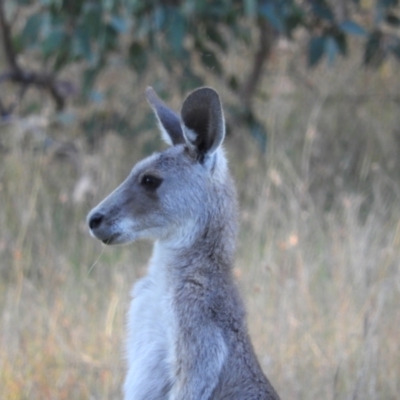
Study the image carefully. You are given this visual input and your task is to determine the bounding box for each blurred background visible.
[1,0,400,399]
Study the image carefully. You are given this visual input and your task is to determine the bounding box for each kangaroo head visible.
[87,87,231,246]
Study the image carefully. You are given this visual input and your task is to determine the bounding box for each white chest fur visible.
[123,242,177,400]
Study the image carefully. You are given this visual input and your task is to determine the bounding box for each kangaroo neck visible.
[150,216,236,279]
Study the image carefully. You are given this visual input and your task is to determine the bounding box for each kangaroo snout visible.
[88,212,103,231]
[87,210,118,244]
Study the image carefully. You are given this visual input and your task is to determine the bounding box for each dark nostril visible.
[89,212,104,230]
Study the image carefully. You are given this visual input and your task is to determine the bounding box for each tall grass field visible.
[1,53,400,399]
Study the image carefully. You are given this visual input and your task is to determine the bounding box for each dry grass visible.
[238,168,400,399]
[1,51,400,400]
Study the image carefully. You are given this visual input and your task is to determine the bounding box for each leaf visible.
[72,25,92,61]
[339,20,366,36]
[324,36,339,65]
[308,36,326,67]
[42,29,66,57]
[310,0,335,22]
[166,8,186,54]
[22,14,43,46]
[110,15,128,33]
[153,6,166,30]
[81,3,102,38]
[244,0,257,18]
[259,3,284,32]
[137,14,152,38]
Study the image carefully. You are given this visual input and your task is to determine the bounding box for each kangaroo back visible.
[87,87,280,400]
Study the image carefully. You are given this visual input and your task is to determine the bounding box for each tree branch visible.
[0,0,21,73]
[0,0,72,112]
[239,18,276,110]
[0,70,73,110]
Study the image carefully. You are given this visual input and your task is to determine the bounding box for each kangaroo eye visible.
[140,175,163,190]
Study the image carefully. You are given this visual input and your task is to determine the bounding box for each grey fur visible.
[87,87,280,400]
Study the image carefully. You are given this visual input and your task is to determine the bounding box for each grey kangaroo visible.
[87,87,280,400]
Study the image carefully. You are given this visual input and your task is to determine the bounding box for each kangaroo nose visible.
[89,212,104,230]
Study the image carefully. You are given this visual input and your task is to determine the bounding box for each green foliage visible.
[1,0,400,148]
[305,0,400,68]
[5,0,398,96]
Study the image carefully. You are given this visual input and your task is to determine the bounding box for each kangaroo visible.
[87,87,280,400]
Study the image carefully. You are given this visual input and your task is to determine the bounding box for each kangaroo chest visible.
[127,266,178,367]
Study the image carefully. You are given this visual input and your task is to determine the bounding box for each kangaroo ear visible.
[146,87,185,146]
[181,87,225,164]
